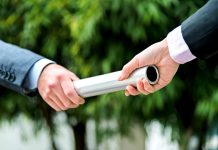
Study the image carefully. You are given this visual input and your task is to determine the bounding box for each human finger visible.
[49,93,67,110]
[61,80,85,105]
[142,79,155,93]
[44,97,61,111]
[118,56,139,80]
[54,83,79,109]
[136,79,150,95]
[126,85,140,96]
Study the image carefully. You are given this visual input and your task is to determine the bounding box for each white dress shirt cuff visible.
[167,26,196,64]
[24,59,55,90]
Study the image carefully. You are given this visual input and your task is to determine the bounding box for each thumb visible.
[118,55,139,80]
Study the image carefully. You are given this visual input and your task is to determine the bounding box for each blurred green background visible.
[1,0,218,150]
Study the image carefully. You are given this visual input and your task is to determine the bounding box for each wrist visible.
[162,38,180,66]
[38,63,57,86]
[167,26,196,64]
[23,59,55,92]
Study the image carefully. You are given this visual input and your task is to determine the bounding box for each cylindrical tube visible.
[74,65,159,98]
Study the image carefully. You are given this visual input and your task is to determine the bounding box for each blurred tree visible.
[1,0,217,150]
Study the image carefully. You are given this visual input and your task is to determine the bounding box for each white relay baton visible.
[74,65,159,98]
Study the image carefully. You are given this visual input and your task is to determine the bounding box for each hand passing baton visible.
[74,65,159,98]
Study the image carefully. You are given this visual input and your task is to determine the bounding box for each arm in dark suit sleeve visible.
[181,0,218,59]
[0,40,44,94]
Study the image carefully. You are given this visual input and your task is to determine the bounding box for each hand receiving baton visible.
[74,65,159,98]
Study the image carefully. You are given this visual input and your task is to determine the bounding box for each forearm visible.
[181,0,218,59]
[167,0,218,64]
[0,40,44,94]
[167,26,196,64]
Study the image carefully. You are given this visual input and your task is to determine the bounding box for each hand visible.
[38,64,85,111]
[118,38,179,96]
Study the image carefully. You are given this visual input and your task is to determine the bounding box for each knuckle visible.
[48,81,57,88]
[123,65,129,72]
[46,88,51,94]
[65,90,74,98]
[73,97,81,104]
[64,101,72,107]
[43,92,50,100]
[44,88,52,98]
[56,72,64,80]
[43,94,49,100]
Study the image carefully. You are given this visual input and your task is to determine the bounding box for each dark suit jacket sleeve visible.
[0,40,44,94]
[181,0,218,59]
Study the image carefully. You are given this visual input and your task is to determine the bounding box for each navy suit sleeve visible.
[0,40,44,94]
[181,0,218,59]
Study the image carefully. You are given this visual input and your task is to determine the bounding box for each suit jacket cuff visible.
[23,59,55,91]
[167,26,196,64]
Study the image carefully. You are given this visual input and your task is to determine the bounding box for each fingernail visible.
[80,100,85,104]
[125,91,129,96]
[141,79,145,83]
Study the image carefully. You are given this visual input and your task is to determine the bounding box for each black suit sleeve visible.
[181,0,218,59]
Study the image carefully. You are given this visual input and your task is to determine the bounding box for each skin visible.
[37,38,178,110]
[119,38,180,96]
[38,64,85,111]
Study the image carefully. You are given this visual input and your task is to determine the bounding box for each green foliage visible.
[0,0,216,149]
